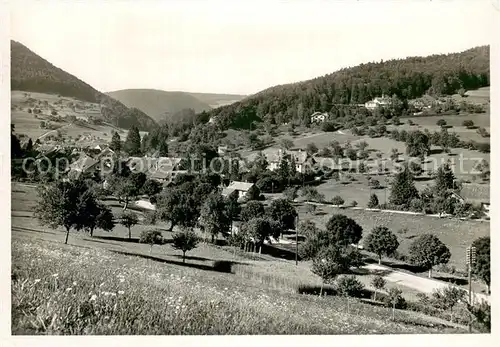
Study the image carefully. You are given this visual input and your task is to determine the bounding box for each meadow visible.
[11,235,463,335]
[296,204,489,272]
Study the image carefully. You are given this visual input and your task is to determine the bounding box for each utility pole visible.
[295,214,299,266]
[466,246,476,333]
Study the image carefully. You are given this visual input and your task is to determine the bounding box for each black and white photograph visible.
[3,0,498,342]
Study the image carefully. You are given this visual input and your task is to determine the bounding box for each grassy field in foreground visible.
[11,237,463,335]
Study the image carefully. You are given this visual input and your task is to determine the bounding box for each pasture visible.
[297,204,489,271]
[11,91,148,144]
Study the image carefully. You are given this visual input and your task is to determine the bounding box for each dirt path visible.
[364,263,489,304]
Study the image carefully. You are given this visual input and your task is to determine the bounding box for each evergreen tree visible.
[110,131,121,152]
[124,126,141,156]
[389,163,419,207]
[433,161,456,198]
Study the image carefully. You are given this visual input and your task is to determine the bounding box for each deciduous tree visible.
[409,234,451,278]
[364,226,399,264]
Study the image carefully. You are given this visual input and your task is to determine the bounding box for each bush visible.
[367,193,379,208]
[321,121,337,132]
[462,120,474,128]
[350,200,358,207]
[369,179,381,189]
[331,195,344,206]
[382,288,407,309]
[409,198,425,213]
[336,275,364,298]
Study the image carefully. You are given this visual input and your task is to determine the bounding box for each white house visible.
[267,149,315,173]
[364,95,391,110]
[310,112,328,123]
[222,181,255,201]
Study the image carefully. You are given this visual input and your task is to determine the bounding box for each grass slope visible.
[10,41,157,131]
[11,235,461,335]
[106,89,213,123]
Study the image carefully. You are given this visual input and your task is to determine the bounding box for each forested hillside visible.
[11,41,158,132]
[205,46,489,129]
[106,89,213,123]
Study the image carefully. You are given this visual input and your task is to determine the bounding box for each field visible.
[296,204,489,271]
[11,91,147,143]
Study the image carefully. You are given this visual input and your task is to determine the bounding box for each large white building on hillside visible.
[364,95,392,110]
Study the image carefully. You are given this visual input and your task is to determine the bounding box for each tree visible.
[367,193,379,208]
[283,186,298,202]
[300,186,324,203]
[405,131,430,158]
[124,126,142,155]
[436,119,447,127]
[475,159,490,181]
[336,275,364,298]
[142,179,163,199]
[120,211,139,240]
[331,195,344,206]
[345,148,357,161]
[240,217,274,253]
[241,201,266,222]
[267,198,297,233]
[325,214,363,247]
[468,301,491,333]
[389,163,419,207]
[199,193,230,242]
[472,236,490,293]
[306,142,318,155]
[156,183,200,231]
[34,180,93,244]
[224,190,241,231]
[110,131,121,152]
[371,275,386,301]
[139,229,163,254]
[298,220,319,238]
[311,247,344,297]
[409,234,451,278]
[279,138,294,150]
[387,288,403,320]
[364,226,399,264]
[390,148,399,161]
[431,285,466,323]
[172,229,199,263]
[433,161,457,198]
[462,120,474,128]
[79,200,115,237]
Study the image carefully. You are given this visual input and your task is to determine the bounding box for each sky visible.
[10,0,494,95]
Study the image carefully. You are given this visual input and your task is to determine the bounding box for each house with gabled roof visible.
[266,149,315,173]
[364,95,392,110]
[222,181,255,201]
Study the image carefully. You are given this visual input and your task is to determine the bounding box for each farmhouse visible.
[310,112,328,123]
[218,146,228,156]
[222,181,255,201]
[67,154,99,179]
[364,95,391,110]
[149,157,186,183]
[266,149,315,173]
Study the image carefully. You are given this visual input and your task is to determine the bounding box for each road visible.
[364,263,489,304]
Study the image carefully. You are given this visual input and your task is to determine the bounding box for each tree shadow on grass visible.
[172,254,213,262]
[92,234,173,245]
[433,276,468,286]
[12,226,57,235]
[108,249,240,273]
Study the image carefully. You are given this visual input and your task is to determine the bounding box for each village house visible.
[221,181,256,201]
[67,154,100,179]
[266,149,315,174]
[218,146,228,156]
[364,95,392,110]
[310,112,328,124]
[149,157,186,184]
